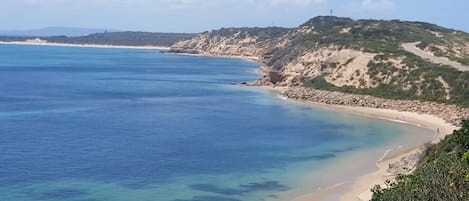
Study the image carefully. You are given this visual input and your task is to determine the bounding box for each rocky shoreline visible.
[386,148,425,177]
[282,87,469,127]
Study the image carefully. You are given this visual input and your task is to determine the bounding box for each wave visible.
[379,148,393,162]
[0,108,92,118]
[378,117,423,127]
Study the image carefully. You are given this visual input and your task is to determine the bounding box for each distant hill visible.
[0,27,120,37]
[0,31,197,47]
[45,31,196,47]
[170,16,469,107]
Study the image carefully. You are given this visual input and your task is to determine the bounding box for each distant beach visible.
[0,38,170,50]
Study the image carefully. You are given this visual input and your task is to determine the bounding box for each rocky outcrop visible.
[170,33,263,57]
[169,27,290,59]
[282,87,469,126]
[387,149,425,176]
[172,38,387,88]
[275,46,378,87]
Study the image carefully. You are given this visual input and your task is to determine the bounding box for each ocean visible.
[0,44,435,201]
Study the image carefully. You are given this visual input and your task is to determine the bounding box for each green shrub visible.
[371,121,469,201]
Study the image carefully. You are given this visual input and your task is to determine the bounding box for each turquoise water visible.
[0,44,435,201]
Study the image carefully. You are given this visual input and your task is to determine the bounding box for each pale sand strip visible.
[293,98,457,201]
[334,106,457,201]
[259,86,458,201]
[402,42,469,71]
[166,51,261,63]
[198,53,260,63]
[0,40,170,50]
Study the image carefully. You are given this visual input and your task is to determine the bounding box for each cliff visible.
[169,16,469,108]
[170,27,290,57]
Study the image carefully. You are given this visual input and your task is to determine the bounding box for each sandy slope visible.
[402,42,469,71]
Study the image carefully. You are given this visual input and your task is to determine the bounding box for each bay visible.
[0,44,434,201]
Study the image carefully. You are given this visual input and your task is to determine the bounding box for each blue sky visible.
[0,0,468,33]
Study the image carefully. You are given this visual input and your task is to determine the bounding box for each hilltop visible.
[170,16,469,108]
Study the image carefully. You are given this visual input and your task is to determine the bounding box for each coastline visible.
[295,99,456,201]
[165,51,261,63]
[260,86,458,201]
[6,43,462,200]
[166,49,464,201]
[0,40,170,50]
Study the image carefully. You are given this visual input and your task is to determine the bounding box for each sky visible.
[0,0,468,33]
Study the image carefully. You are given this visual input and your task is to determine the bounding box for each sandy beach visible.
[263,87,458,201]
[312,103,456,201]
[0,39,170,50]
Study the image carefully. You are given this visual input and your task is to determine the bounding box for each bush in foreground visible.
[371,121,469,201]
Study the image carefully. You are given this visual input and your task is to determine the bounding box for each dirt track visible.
[402,42,469,71]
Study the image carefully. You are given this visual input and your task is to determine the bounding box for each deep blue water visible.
[0,45,434,201]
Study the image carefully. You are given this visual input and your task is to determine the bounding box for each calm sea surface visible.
[0,45,435,201]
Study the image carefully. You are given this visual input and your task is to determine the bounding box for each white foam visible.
[379,148,393,162]
[378,117,423,127]
[278,95,288,100]
[0,108,91,118]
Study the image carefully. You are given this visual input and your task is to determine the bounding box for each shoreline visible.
[0,40,170,50]
[260,86,458,201]
[164,51,261,63]
[167,50,464,201]
[295,99,456,201]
